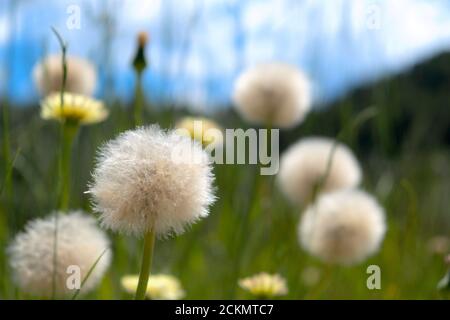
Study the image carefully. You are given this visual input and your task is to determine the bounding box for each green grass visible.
[0,91,449,299]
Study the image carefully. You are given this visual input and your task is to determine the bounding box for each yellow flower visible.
[121,274,185,300]
[175,117,223,147]
[40,92,108,125]
[239,273,288,298]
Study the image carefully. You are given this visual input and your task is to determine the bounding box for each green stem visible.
[3,0,16,213]
[311,106,378,204]
[305,265,333,299]
[2,99,12,204]
[51,212,59,299]
[1,99,12,255]
[50,27,70,300]
[58,122,78,211]
[231,125,272,297]
[133,71,144,127]
[135,229,156,300]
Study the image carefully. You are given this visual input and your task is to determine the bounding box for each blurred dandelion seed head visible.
[40,92,108,125]
[7,211,111,297]
[33,54,97,96]
[121,274,185,300]
[277,137,362,205]
[299,189,386,265]
[175,117,223,147]
[89,125,216,237]
[239,272,288,298]
[233,62,311,128]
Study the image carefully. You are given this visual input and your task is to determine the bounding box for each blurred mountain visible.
[277,51,450,155]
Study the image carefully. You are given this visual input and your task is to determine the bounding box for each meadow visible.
[1,35,450,300]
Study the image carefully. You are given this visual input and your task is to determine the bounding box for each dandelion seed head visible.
[239,272,288,298]
[121,274,185,300]
[277,137,362,205]
[40,92,108,125]
[233,62,311,128]
[33,54,97,96]
[89,125,216,237]
[7,211,111,297]
[299,189,386,265]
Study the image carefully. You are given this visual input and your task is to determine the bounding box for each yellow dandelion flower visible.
[121,274,185,300]
[175,117,223,147]
[239,272,288,298]
[40,92,108,125]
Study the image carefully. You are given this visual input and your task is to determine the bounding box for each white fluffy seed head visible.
[233,62,311,128]
[299,189,386,265]
[33,54,97,96]
[8,211,111,297]
[277,137,362,205]
[88,125,216,237]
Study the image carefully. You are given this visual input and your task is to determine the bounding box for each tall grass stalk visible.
[50,27,74,299]
[2,100,12,205]
[230,124,273,297]
[0,147,20,298]
[51,27,74,211]
[0,147,20,223]
[230,165,261,293]
[2,0,18,227]
[71,248,109,300]
[312,106,378,203]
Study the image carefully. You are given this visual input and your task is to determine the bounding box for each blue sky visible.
[1,0,450,111]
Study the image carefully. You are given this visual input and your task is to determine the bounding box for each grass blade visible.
[71,248,109,300]
[0,148,21,197]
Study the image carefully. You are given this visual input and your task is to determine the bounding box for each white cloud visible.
[124,0,162,22]
[0,15,9,44]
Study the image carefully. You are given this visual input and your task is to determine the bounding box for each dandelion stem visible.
[133,71,144,127]
[135,229,156,300]
[132,32,147,127]
[59,122,78,210]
